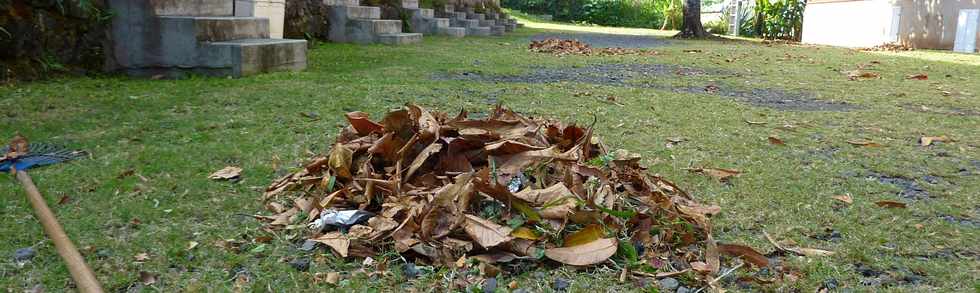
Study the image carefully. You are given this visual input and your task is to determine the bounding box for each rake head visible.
[1,143,87,172]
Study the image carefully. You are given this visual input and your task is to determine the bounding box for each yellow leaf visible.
[511,227,540,240]
[545,238,617,266]
[563,224,604,247]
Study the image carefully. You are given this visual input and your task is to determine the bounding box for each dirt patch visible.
[435,64,858,112]
[673,86,858,112]
[854,263,928,287]
[529,33,671,49]
[865,172,931,200]
[437,63,705,86]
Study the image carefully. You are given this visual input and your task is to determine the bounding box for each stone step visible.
[202,38,307,76]
[378,33,422,45]
[479,19,495,27]
[452,19,479,28]
[467,13,485,21]
[350,19,402,35]
[336,5,381,19]
[433,18,450,29]
[453,12,468,20]
[158,16,270,42]
[504,23,515,32]
[401,0,418,9]
[491,25,505,36]
[419,8,434,18]
[485,12,498,20]
[324,0,360,6]
[438,26,466,38]
[465,26,490,37]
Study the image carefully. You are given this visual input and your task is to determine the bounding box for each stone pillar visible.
[236,0,286,38]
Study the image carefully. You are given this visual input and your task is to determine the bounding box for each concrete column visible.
[236,0,286,38]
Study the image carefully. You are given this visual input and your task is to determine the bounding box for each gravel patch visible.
[530,32,670,48]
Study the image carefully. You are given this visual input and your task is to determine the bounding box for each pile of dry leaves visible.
[258,105,773,288]
[529,38,659,56]
[859,42,914,52]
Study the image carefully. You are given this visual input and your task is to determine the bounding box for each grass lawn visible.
[2,13,979,292]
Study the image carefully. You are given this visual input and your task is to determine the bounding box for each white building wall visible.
[801,0,899,48]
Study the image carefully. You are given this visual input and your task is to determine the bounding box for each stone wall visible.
[283,0,330,40]
[0,0,110,82]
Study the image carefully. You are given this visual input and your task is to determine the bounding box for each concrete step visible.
[324,0,360,6]
[465,26,490,37]
[158,16,269,42]
[453,12,468,20]
[504,23,515,32]
[419,8,434,18]
[438,26,466,38]
[350,19,402,35]
[203,38,307,76]
[433,18,450,29]
[378,33,422,45]
[485,12,498,20]
[452,19,479,28]
[401,0,418,9]
[479,19,496,27]
[336,5,381,19]
[491,25,505,36]
[467,13,485,21]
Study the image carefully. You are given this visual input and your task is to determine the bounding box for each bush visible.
[704,19,727,35]
[752,0,805,40]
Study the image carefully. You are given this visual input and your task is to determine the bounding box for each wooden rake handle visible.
[16,170,104,293]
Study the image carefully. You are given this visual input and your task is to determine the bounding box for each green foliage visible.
[502,0,685,29]
[752,0,805,40]
[704,19,728,35]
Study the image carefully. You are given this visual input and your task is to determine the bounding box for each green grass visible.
[2,16,979,292]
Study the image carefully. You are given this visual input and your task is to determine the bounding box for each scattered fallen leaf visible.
[687,167,741,181]
[187,241,199,250]
[875,200,907,208]
[831,194,853,204]
[134,253,150,262]
[919,136,950,146]
[764,231,835,257]
[717,244,769,268]
[139,271,158,286]
[767,136,785,145]
[545,238,617,266]
[846,139,882,147]
[312,232,351,257]
[3,133,28,160]
[905,73,928,80]
[744,120,767,125]
[846,70,880,81]
[208,166,242,180]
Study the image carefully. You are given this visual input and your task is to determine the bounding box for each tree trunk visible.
[675,0,708,38]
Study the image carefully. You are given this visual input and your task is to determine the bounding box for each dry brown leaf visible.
[919,136,950,146]
[767,136,785,145]
[846,70,880,81]
[208,166,242,180]
[139,271,158,285]
[846,139,882,147]
[687,167,741,181]
[462,214,513,248]
[831,194,853,204]
[345,112,384,135]
[134,253,150,262]
[718,244,770,268]
[875,200,907,208]
[544,238,617,266]
[3,133,28,160]
[744,120,767,125]
[514,183,577,219]
[905,73,928,80]
[312,232,351,257]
